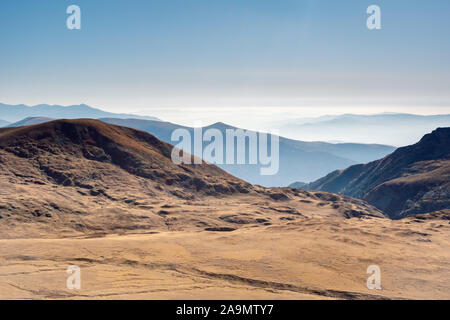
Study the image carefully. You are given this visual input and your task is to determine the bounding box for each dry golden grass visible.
[0,191,449,300]
[0,120,448,300]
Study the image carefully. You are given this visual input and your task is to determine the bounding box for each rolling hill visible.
[0,118,385,238]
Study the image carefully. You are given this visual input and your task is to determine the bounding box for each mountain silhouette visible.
[5,116,395,186]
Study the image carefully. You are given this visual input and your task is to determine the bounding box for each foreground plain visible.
[1,196,449,300]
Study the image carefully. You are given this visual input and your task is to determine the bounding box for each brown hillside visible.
[0,119,384,238]
[304,128,450,219]
[0,119,250,194]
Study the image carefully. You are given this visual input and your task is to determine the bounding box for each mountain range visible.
[0,103,159,123]
[1,119,449,300]
[275,113,450,146]
[293,127,450,219]
[0,119,384,238]
[4,117,395,186]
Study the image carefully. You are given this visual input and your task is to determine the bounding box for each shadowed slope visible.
[304,128,450,218]
[5,117,395,186]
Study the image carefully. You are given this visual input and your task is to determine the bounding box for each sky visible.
[1,0,450,127]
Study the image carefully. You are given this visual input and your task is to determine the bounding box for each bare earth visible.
[1,193,449,300]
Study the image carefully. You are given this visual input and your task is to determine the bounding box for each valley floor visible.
[1,213,449,300]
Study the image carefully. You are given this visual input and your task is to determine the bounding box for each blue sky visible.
[1,0,449,124]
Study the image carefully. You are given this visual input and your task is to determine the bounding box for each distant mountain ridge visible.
[4,116,396,187]
[277,113,450,146]
[0,103,159,123]
[99,118,395,187]
[295,128,450,219]
[7,117,54,127]
[0,119,9,127]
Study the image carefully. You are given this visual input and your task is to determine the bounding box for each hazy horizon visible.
[2,0,450,145]
[2,101,450,146]
[1,0,450,120]
[1,101,450,128]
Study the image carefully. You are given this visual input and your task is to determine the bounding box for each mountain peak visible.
[395,127,450,162]
[205,122,235,130]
